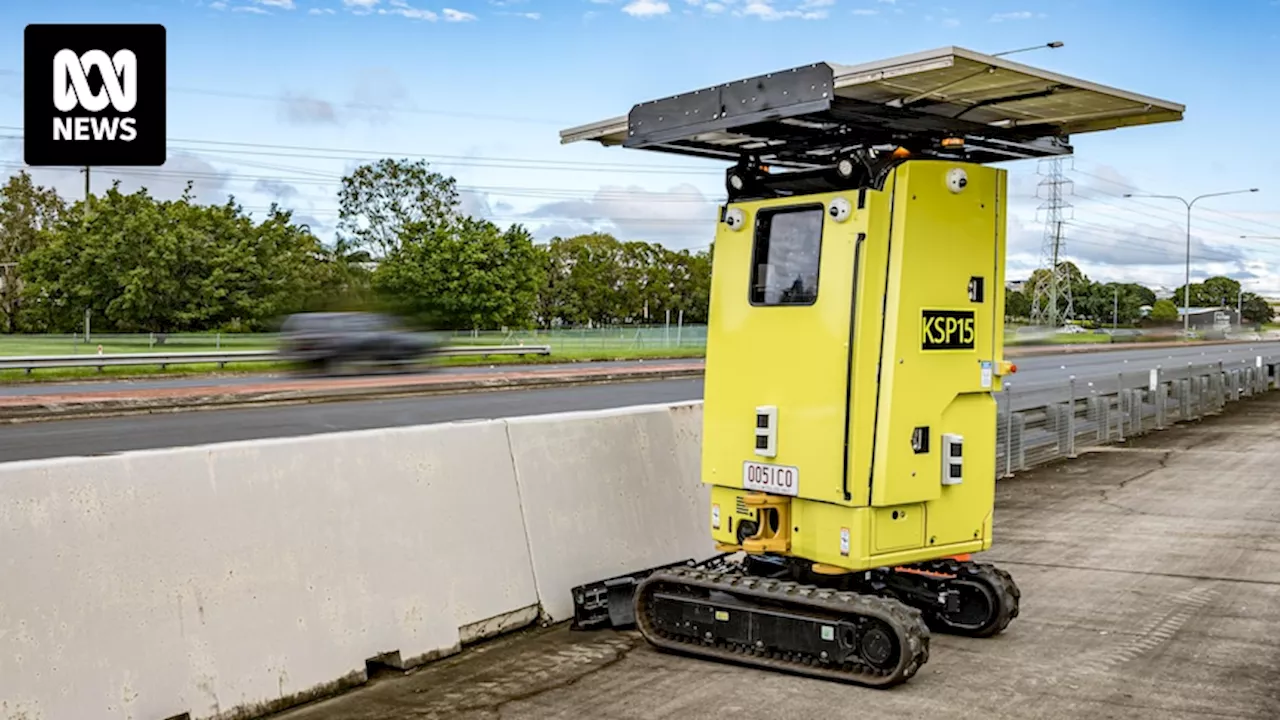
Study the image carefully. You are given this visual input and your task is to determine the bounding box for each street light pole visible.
[1124,188,1259,335]
[992,41,1065,57]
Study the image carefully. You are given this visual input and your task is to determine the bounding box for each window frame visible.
[747,203,826,308]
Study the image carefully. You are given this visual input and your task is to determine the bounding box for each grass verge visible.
[0,346,707,386]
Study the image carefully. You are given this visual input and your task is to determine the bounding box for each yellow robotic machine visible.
[562,46,1183,687]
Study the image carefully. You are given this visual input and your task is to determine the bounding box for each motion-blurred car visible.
[279,312,440,374]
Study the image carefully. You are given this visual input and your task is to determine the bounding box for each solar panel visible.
[560,46,1184,167]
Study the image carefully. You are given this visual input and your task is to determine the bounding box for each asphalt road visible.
[0,379,705,463]
[1,343,1276,464]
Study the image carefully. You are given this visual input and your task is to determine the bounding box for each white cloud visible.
[253,179,301,202]
[443,7,478,20]
[942,16,959,26]
[309,7,337,12]
[209,0,228,8]
[516,11,541,17]
[254,0,295,8]
[990,10,1032,21]
[738,0,826,19]
[278,92,339,124]
[380,2,438,19]
[344,0,380,6]
[623,0,670,16]
[852,7,876,13]
[524,184,718,250]
[1,146,235,206]
[801,0,835,7]
[704,1,725,10]
[233,5,270,12]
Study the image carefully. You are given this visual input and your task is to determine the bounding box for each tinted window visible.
[750,205,823,306]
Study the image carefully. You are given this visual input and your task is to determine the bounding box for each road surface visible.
[0,344,1275,464]
[0,379,705,463]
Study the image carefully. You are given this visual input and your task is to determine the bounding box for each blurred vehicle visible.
[279,312,441,374]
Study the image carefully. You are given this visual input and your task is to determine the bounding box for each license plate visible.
[742,461,799,496]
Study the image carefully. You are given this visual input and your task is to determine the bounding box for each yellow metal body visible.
[705,159,1009,572]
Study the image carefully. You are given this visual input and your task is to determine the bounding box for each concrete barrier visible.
[506,402,714,622]
[0,402,710,720]
[0,420,542,720]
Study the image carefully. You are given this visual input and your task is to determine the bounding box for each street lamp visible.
[992,41,1064,57]
[1123,188,1260,334]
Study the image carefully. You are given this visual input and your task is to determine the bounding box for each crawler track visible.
[903,559,1021,638]
[633,565,930,688]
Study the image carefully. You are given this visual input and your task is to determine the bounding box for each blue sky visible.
[3,0,1280,295]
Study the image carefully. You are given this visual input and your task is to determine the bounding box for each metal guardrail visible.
[995,351,1280,478]
[0,345,553,373]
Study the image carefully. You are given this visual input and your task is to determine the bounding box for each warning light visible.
[891,146,911,158]
[941,137,965,148]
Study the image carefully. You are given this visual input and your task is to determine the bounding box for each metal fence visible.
[445,325,710,351]
[0,345,552,373]
[995,352,1280,477]
[5,326,1278,357]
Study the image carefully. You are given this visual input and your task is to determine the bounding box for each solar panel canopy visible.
[560,46,1184,167]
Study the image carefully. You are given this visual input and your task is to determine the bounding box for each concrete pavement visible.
[267,390,1280,720]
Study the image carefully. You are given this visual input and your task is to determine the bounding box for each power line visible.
[1070,163,1280,236]
[0,128,724,174]
[168,86,575,126]
[0,161,721,203]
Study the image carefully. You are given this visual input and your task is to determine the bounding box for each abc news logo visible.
[24,24,166,167]
[53,49,140,142]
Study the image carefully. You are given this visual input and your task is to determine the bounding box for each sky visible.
[3,0,1280,298]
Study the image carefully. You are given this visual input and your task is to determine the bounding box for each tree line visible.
[0,159,1268,335]
[1005,261,1274,327]
[0,159,711,334]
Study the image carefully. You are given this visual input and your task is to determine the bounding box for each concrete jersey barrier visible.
[505,401,713,622]
[0,419,551,720]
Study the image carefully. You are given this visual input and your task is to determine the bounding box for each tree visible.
[539,233,626,327]
[0,171,65,332]
[1170,275,1242,309]
[20,183,335,333]
[1119,282,1157,308]
[1076,282,1146,327]
[337,158,461,259]
[1240,293,1274,325]
[372,216,542,330]
[1149,298,1179,322]
[1005,288,1031,320]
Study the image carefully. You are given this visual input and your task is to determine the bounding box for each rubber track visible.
[634,565,931,688]
[904,559,1021,637]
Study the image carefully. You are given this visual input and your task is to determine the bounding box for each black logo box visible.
[920,309,976,350]
[23,23,166,167]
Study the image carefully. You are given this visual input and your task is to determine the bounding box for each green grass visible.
[1043,332,1114,344]
[0,343,708,385]
[0,323,1224,385]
